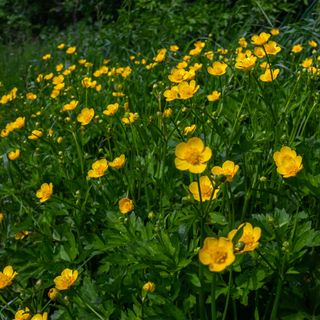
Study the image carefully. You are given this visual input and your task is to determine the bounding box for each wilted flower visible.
[36,183,53,203]
[119,198,134,214]
[0,265,17,289]
[228,222,261,254]
[121,112,139,125]
[189,176,219,201]
[273,146,303,178]
[88,159,108,178]
[175,137,212,174]
[15,231,30,240]
[199,237,235,272]
[211,160,239,182]
[54,269,78,290]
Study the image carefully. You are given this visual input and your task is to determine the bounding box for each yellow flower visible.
[204,50,214,60]
[66,46,76,54]
[301,58,313,68]
[30,313,48,320]
[103,103,119,116]
[28,130,43,140]
[170,45,179,52]
[8,149,20,160]
[121,112,139,125]
[153,48,167,62]
[88,159,108,178]
[199,237,235,272]
[259,68,280,82]
[292,44,303,53]
[57,43,65,49]
[251,32,271,45]
[168,68,194,83]
[109,154,126,169]
[26,93,37,101]
[61,100,79,112]
[0,212,4,223]
[42,53,51,60]
[14,307,31,320]
[254,46,266,58]
[189,176,219,202]
[56,63,64,72]
[15,231,29,240]
[176,80,199,100]
[143,281,155,292]
[183,124,197,135]
[163,108,173,118]
[207,90,221,102]
[270,28,280,36]
[119,198,134,214]
[77,108,94,125]
[0,265,17,289]
[207,61,228,76]
[228,223,261,254]
[308,40,318,48]
[36,183,53,203]
[235,51,257,71]
[273,146,303,178]
[54,269,78,290]
[211,160,239,182]
[238,37,248,48]
[263,41,281,55]
[163,87,179,101]
[48,287,59,301]
[175,137,212,174]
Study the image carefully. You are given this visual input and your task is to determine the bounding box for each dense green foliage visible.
[0,1,320,320]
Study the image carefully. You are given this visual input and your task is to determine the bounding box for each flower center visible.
[214,251,227,264]
[186,148,202,165]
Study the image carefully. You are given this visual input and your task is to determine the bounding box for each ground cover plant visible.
[1,6,320,319]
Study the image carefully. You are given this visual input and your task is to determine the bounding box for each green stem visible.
[270,275,283,320]
[211,273,217,320]
[222,270,232,320]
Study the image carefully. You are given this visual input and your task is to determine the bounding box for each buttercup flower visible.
[207,61,228,76]
[211,160,239,182]
[228,222,261,254]
[251,32,271,45]
[189,176,219,202]
[15,231,29,240]
[273,146,303,178]
[36,183,53,203]
[183,124,197,136]
[291,44,303,53]
[207,90,221,102]
[308,40,318,48]
[176,80,199,99]
[163,87,179,101]
[28,130,43,140]
[235,51,257,71]
[61,100,79,112]
[175,137,212,174]
[271,28,280,36]
[48,287,59,300]
[77,108,94,125]
[0,265,17,289]
[30,313,48,320]
[143,281,155,293]
[0,212,4,223]
[119,198,134,214]
[109,154,126,169]
[87,159,108,178]
[259,68,280,82]
[66,46,76,54]
[199,237,235,272]
[263,41,282,55]
[54,269,78,290]
[14,307,31,320]
[8,149,20,160]
[103,103,119,116]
